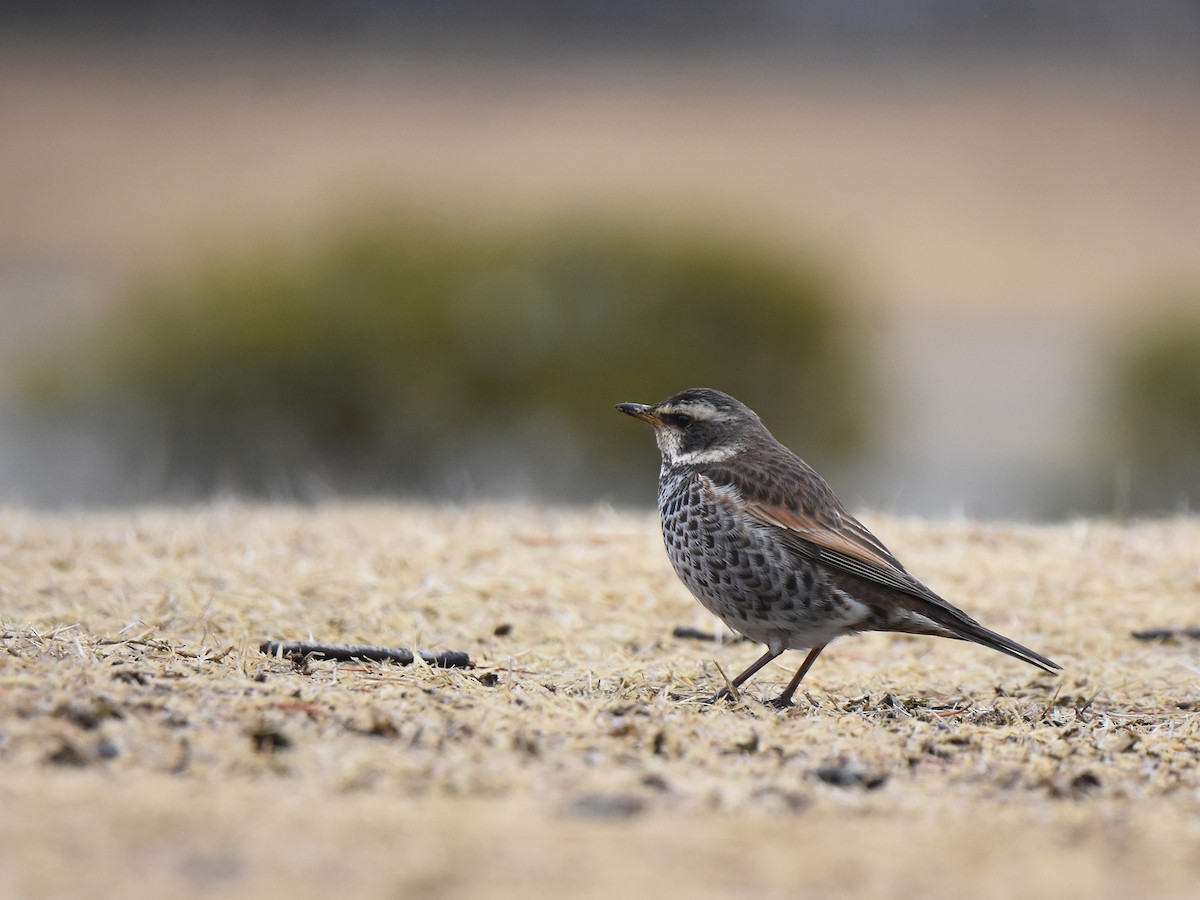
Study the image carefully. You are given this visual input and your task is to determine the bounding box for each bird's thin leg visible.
[770,644,827,709]
[710,647,781,702]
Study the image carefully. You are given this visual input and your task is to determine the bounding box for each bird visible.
[617,387,1060,707]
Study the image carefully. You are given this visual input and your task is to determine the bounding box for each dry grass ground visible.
[3,503,1200,898]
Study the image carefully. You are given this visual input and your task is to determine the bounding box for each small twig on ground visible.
[1131,627,1200,641]
[673,626,719,642]
[259,640,473,668]
[672,626,749,643]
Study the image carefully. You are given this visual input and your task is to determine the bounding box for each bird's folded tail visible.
[923,606,1061,674]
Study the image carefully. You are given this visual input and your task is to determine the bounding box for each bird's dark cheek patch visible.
[680,428,712,453]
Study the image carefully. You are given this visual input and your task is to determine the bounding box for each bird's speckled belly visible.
[658,472,868,651]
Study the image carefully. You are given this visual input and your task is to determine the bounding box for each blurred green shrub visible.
[1105,293,1200,513]
[26,212,874,502]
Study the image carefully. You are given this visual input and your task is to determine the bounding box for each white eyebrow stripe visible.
[658,403,718,420]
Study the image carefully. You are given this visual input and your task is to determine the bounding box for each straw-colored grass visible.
[2,503,1200,898]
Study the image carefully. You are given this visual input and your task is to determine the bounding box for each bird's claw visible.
[703,688,738,705]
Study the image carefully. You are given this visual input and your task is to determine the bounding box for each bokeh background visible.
[3,2,1199,518]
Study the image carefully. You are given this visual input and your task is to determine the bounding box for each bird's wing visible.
[704,455,924,597]
[710,453,985,614]
[702,462,1060,673]
[741,498,930,600]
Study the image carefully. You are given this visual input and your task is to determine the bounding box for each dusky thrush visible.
[618,387,1060,707]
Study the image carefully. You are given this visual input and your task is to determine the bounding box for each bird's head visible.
[616,387,766,467]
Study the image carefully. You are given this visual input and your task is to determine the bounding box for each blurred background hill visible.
[2,2,1199,516]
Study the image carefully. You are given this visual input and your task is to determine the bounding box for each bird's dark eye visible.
[664,413,694,428]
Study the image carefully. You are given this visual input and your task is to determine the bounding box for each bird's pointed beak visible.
[616,402,663,426]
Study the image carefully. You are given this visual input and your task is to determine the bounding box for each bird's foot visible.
[702,687,739,705]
